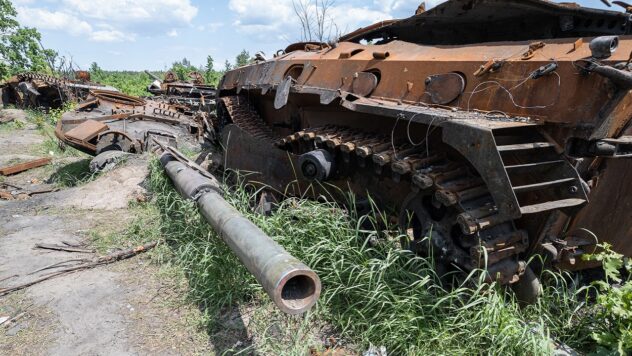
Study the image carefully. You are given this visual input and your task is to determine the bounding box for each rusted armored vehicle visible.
[56,90,209,156]
[214,0,632,300]
[1,72,117,109]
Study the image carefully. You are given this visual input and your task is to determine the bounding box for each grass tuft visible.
[49,159,97,187]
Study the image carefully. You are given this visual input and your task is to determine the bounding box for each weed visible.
[0,119,24,132]
[48,102,75,125]
[49,159,96,187]
[584,244,632,355]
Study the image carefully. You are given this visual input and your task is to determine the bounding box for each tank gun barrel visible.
[160,153,321,314]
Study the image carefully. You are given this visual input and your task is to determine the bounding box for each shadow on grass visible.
[49,159,96,187]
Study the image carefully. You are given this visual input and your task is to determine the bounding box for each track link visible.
[219,96,277,143]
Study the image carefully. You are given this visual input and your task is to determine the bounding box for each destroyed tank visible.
[56,90,209,156]
[214,0,632,301]
[1,72,118,110]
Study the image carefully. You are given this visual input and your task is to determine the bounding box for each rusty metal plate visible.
[274,76,292,110]
[352,72,378,97]
[0,157,52,176]
[65,120,108,142]
[568,158,632,268]
[425,73,465,105]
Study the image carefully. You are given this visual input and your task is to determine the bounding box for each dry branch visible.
[0,275,18,283]
[0,241,158,297]
[35,243,94,254]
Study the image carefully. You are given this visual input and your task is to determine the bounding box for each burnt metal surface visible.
[342,0,632,45]
[211,0,631,292]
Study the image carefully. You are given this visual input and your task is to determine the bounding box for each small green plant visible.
[48,101,75,125]
[0,119,24,132]
[49,159,97,187]
[26,109,47,129]
[584,244,632,355]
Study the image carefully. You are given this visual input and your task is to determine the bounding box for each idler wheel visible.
[299,149,334,181]
[398,192,473,275]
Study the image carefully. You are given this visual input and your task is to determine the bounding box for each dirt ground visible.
[0,109,214,355]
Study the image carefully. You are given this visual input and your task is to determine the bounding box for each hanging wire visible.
[467,71,561,111]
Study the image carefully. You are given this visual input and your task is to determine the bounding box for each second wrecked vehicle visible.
[56,89,212,156]
[213,0,632,301]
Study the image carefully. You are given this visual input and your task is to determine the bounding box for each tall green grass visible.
[140,159,601,355]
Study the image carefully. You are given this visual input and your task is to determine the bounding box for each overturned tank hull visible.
[214,0,632,298]
[56,90,211,156]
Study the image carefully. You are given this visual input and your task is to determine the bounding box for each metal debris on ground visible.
[0,157,52,176]
[0,183,57,201]
[89,151,132,173]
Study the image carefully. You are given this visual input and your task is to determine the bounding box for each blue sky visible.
[11,0,614,71]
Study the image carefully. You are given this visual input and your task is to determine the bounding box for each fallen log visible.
[0,241,158,296]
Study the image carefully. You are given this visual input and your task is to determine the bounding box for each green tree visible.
[205,55,214,73]
[204,55,217,84]
[224,60,232,72]
[170,57,198,81]
[89,62,103,78]
[0,0,56,80]
[235,50,251,67]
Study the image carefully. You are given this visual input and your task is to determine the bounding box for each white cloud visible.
[228,0,295,36]
[373,0,447,17]
[62,0,198,24]
[225,0,456,44]
[17,6,131,42]
[228,0,393,42]
[15,0,198,43]
[90,30,130,42]
[328,5,392,34]
[17,7,92,36]
[205,22,224,32]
